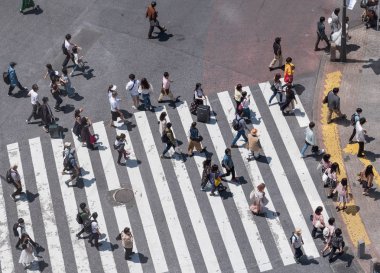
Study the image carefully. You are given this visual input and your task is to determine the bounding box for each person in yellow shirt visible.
[284,57,295,85]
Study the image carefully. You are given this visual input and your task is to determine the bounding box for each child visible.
[70,46,85,76]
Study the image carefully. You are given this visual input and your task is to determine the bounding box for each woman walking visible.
[209,164,226,196]
[268,73,283,105]
[284,57,295,85]
[359,165,374,196]
[160,122,176,158]
[325,162,340,198]
[249,183,268,216]
[139,78,153,111]
[114,133,130,165]
[312,206,325,239]
[240,91,251,122]
[60,67,76,98]
[190,83,206,114]
[318,153,332,174]
[19,240,37,269]
[321,217,336,255]
[121,227,134,260]
[158,112,167,136]
[334,178,349,211]
[234,84,243,110]
[40,97,54,133]
[81,116,98,150]
[280,84,297,114]
[200,158,212,191]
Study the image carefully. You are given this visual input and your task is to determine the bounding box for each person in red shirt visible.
[146,1,167,39]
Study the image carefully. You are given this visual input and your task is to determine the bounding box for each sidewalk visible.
[315,25,380,273]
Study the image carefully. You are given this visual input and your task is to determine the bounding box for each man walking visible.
[188,122,206,157]
[158,72,175,103]
[7,62,27,96]
[291,228,304,264]
[76,203,91,238]
[326,88,346,124]
[125,74,140,110]
[315,17,331,51]
[356,117,367,158]
[348,108,362,144]
[268,37,282,71]
[26,84,40,124]
[328,228,345,263]
[221,148,238,182]
[146,1,167,39]
[88,212,102,249]
[62,34,77,68]
[300,122,325,158]
[231,110,248,148]
[8,165,24,201]
[109,91,125,128]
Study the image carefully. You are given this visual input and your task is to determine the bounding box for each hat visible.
[295,228,302,235]
[64,142,71,147]
[251,128,258,135]
[110,85,117,91]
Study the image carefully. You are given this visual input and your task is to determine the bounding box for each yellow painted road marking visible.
[321,71,370,245]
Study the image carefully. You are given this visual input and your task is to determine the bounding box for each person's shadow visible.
[155,32,173,42]
[22,5,43,15]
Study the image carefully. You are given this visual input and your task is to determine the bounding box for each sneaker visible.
[200,187,205,191]
[26,120,30,124]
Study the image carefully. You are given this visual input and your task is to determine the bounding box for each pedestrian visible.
[88,212,102,249]
[246,128,262,160]
[26,84,40,124]
[284,57,295,85]
[40,97,54,133]
[317,153,332,174]
[190,83,206,114]
[231,110,248,148]
[321,217,336,255]
[348,108,362,144]
[326,88,346,124]
[300,122,325,158]
[291,228,304,264]
[107,84,117,101]
[239,91,251,122]
[109,91,125,128]
[330,8,342,34]
[209,164,227,196]
[139,78,154,111]
[268,73,283,105]
[70,46,85,76]
[121,227,134,260]
[328,228,345,263]
[81,116,98,150]
[200,158,212,191]
[359,165,374,196]
[334,178,349,211]
[76,203,91,238]
[43,64,57,84]
[18,240,37,269]
[73,108,84,141]
[125,74,140,110]
[62,142,81,183]
[114,133,130,165]
[268,37,283,71]
[280,84,297,114]
[220,148,238,182]
[60,67,76,98]
[146,1,167,39]
[187,122,206,157]
[20,0,37,14]
[355,117,367,158]
[8,165,24,201]
[7,62,27,96]
[160,122,177,158]
[62,34,77,68]
[249,183,268,215]
[312,206,325,239]
[324,162,340,198]
[234,84,243,110]
[158,111,167,136]
[315,17,331,51]
[50,82,63,112]
[158,72,175,103]
[15,218,38,249]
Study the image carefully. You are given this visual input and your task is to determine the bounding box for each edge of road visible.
[313,24,379,273]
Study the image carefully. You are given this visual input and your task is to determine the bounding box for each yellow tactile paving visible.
[321,71,370,245]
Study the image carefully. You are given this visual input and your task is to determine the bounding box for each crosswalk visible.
[0,82,329,273]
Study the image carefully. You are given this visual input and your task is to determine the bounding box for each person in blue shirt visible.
[8,62,27,96]
[220,148,238,182]
[348,108,362,144]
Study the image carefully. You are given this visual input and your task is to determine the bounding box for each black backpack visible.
[6,169,14,184]
[161,133,169,143]
[232,117,242,131]
[13,223,19,237]
[76,212,84,224]
[3,72,10,85]
[350,113,358,126]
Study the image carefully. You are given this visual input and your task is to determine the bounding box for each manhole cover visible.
[113,188,135,204]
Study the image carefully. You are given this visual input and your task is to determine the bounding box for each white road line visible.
[218,90,297,263]
[92,122,143,273]
[134,111,195,273]
[176,102,250,273]
[279,78,310,128]
[259,81,329,221]
[28,138,65,273]
[72,133,118,273]
[7,143,40,272]
[155,107,221,273]
[0,177,15,273]
[115,126,168,273]
[50,139,91,273]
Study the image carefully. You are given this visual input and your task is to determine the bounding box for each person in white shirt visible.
[291,228,304,264]
[240,91,251,121]
[158,72,175,103]
[300,122,324,158]
[60,67,75,98]
[107,85,117,101]
[125,74,140,110]
[355,117,367,158]
[110,91,125,128]
[26,84,40,124]
[62,34,78,68]
[88,212,102,249]
[70,46,85,76]
[138,78,154,111]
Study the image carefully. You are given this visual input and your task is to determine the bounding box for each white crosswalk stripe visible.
[1,82,327,273]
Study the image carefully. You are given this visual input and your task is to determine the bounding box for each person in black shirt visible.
[315,17,331,51]
[268,37,283,71]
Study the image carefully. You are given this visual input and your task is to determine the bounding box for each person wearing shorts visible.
[110,91,124,128]
[125,74,140,110]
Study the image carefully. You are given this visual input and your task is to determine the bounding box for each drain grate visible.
[113,188,135,204]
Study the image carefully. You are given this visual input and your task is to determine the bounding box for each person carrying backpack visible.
[187,122,206,157]
[220,148,238,182]
[348,108,362,144]
[328,228,345,263]
[209,164,227,196]
[160,122,177,158]
[231,110,248,148]
[76,203,91,238]
[114,133,130,165]
[7,165,24,201]
[291,228,304,264]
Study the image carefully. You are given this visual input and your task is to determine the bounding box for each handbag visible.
[214,177,221,187]
[89,134,97,144]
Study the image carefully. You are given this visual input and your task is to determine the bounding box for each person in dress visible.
[19,240,37,269]
[249,183,268,215]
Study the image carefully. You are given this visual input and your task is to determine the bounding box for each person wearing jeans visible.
[221,148,237,182]
[300,122,324,158]
[231,111,248,148]
[268,73,283,105]
[26,84,40,124]
[7,62,27,96]
[161,123,176,158]
[139,78,153,111]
